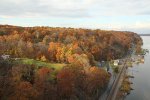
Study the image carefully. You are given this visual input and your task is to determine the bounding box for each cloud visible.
[122,21,150,34]
[0,0,91,18]
[0,0,150,34]
[0,0,150,18]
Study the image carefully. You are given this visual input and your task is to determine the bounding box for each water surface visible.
[125,36,150,100]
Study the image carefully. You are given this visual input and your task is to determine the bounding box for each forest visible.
[0,25,142,100]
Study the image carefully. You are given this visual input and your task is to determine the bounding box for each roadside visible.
[106,58,128,100]
[99,58,128,100]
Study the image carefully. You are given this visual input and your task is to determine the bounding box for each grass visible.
[15,58,66,71]
[126,61,133,67]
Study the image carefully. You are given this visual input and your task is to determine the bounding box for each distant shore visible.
[139,34,150,36]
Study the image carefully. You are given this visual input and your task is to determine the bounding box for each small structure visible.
[114,60,119,66]
[131,57,135,62]
[1,54,10,60]
[101,61,105,67]
[140,58,145,63]
[14,58,20,60]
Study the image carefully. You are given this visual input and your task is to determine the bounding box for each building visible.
[114,60,119,66]
[1,54,10,60]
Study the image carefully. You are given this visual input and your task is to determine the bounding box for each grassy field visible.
[15,58,66,71]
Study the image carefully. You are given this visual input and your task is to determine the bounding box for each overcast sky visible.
[0,0,150,34]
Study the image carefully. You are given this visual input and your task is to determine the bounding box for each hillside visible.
[0,25,143,100]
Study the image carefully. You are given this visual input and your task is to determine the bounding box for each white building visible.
[1,54,10,60]
[114,60,119,66]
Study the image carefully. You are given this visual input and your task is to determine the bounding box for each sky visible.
[0,0,150,34]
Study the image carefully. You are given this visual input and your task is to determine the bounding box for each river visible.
[125,36,150,100]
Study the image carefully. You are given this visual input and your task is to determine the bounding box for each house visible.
[114,60,119,66]
[1,54,10,60]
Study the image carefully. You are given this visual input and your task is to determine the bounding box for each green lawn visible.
[15,58,66,71]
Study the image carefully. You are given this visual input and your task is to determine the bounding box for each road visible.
[99,58,128,100]
[99,64,116,100]
[106,58,128,100]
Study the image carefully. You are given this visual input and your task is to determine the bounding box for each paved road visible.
[99,64,117,100]
[106,58,128,100]
[99,58,128,100]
